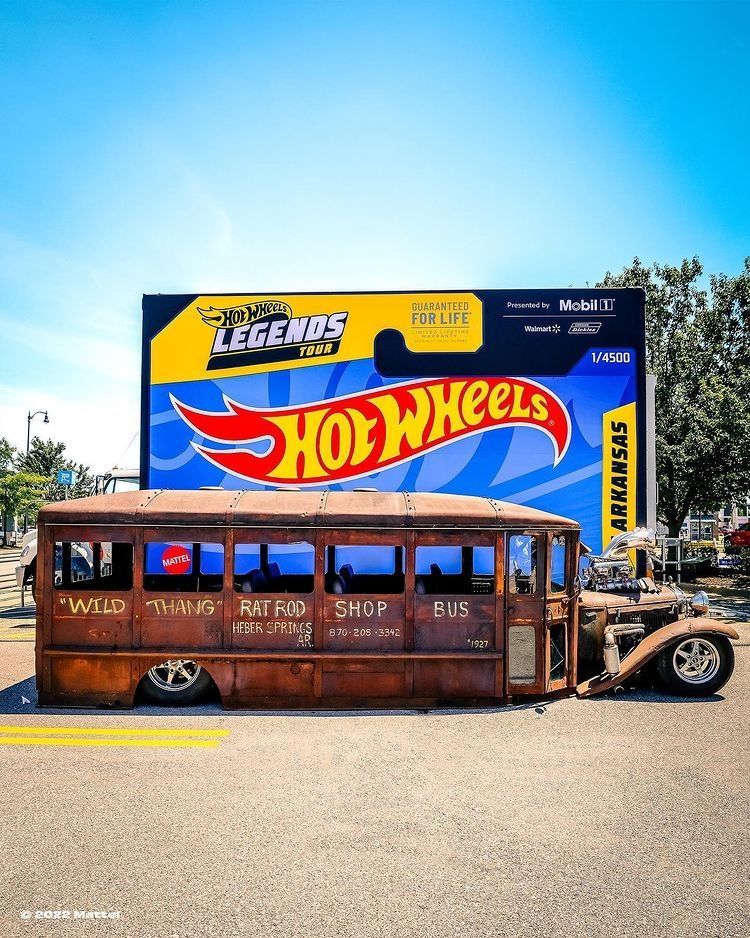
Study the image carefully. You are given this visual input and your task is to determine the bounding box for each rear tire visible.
[657,635,734,696]
[140,660,212,705]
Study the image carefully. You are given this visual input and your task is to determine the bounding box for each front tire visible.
[140,660,212,705]
[657,635,734,696]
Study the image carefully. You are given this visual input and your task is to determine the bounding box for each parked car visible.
[725,522,750,550]
[14,528,40,591]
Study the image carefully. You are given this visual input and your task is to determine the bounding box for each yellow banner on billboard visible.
[601,402,637,549]
[150,292,484,385]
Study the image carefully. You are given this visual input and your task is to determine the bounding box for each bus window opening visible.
[234,542,315,593]
[325,544,404,594]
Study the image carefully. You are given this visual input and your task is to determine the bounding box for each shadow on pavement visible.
[0,604,35,620]
[583,685,726,705]
[0,674,724,718]
[0,676,39,714]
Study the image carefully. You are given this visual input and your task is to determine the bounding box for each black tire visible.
[657,635,735,697]
[139,660,213,706]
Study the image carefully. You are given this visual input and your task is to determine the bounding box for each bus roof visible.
[38,489,579,530]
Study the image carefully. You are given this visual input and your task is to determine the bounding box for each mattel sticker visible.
[161,545,192,575]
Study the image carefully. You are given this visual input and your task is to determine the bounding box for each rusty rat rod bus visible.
[35,490,738,709]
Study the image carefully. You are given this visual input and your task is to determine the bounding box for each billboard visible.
[141,289,645,553]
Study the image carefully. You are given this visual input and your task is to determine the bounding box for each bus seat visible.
[241,568,268,593]
[339,564,354,587]
[266,562,281,581]
[415,576,426,595]
[429,563,443,577]
[327,574,346,594]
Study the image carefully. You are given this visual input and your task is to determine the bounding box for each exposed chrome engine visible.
[583,527,658,591]
[577,529,717,682]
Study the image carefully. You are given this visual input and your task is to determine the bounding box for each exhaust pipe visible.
[603,624,646,676]
[603,631,621,675]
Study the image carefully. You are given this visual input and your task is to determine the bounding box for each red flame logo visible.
[170,376,571,486]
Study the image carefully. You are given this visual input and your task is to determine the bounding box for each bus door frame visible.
[504,529,546,695]
[544,530,580,692]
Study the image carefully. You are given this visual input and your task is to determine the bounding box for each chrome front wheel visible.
[657,635,734,697]
[672,639,721,685]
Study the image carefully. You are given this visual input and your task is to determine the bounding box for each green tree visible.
[598,257,750,536]
[0,471,47,540]
[16,437,95,503]
[0,437,15,474]
[0,437,19,541]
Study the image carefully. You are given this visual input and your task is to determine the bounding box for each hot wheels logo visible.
[170,377,571,486]
[198,300,348,370]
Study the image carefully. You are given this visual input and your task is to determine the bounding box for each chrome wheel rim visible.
[672,639,721,685]
[147,659,202,692]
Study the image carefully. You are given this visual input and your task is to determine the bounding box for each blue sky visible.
[0,0,747,468]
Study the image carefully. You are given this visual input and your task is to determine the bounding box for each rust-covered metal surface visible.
[36,490,583,710]
[579,586,684,613]
[38,489,580,530]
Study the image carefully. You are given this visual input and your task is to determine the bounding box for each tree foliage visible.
[0,437,15,473]
[0,437,94,537]
[598,257,750,536]
[15,437,95,502]
[0,471,48,536]
[0,437,19,542]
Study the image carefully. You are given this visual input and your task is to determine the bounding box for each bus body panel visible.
[35,490,581,709]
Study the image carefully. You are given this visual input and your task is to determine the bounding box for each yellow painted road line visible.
[0,628,35,642]
[0,725,229,738]
[0,736,219,748]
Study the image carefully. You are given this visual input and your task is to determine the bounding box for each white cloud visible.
[0,383,140,472]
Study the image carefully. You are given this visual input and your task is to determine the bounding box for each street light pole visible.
[27,409,49,456]
[23,409,49,534]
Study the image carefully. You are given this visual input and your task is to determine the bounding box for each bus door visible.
[505,531,545,695]
[545,531,576,692]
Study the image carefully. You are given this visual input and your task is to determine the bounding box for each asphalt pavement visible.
[0,548,748,938]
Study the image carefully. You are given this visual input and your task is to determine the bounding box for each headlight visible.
[671,584,688,614]
[20,544,30,559]
[690,590,710,616]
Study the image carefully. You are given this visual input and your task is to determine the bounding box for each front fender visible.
[576,618,740,698]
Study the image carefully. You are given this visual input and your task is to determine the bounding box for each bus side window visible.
[550,535,567,593]
[507,535,537,595]
[233,542,315,594]
[54,541,133,591]
[415,546,494,595]
[143,542,224,592]
[234,544,262,593]
[325,545,404,595]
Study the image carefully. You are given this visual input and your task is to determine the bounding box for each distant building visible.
[717,498,750,532]
[675,498,750,542]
